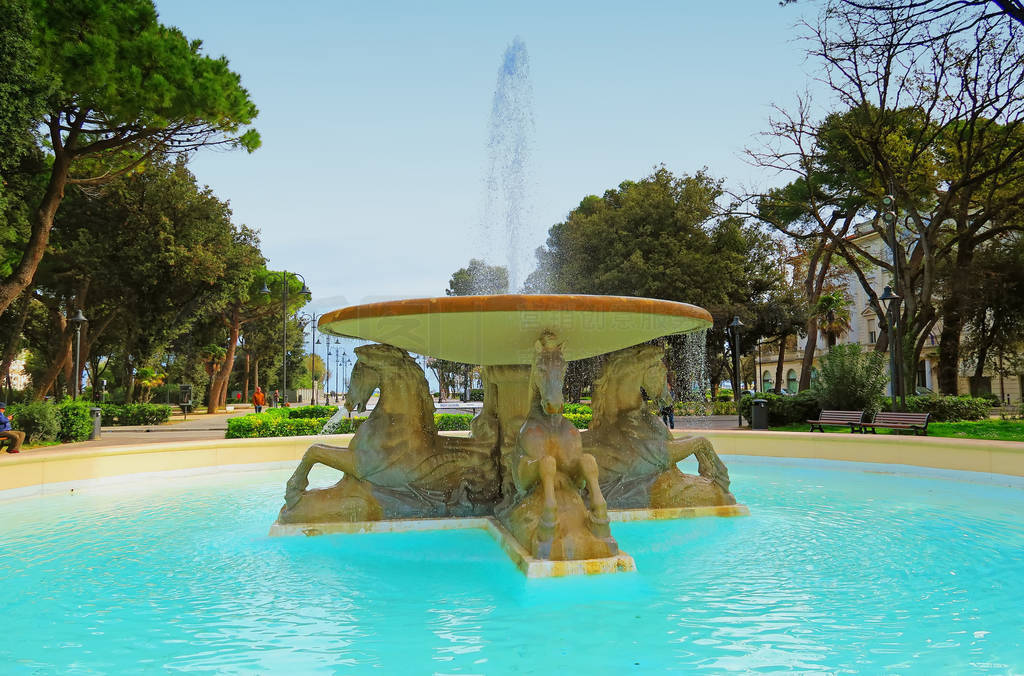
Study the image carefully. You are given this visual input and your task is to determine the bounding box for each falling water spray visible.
[477,37,536,293]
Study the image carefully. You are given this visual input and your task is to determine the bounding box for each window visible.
[786,369,798,393]
[762,371,773,391]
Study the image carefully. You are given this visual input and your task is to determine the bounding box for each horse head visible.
[640,351,672,409]
[532,331,566,415]
[345,359,378,413]
[345,344,397,413]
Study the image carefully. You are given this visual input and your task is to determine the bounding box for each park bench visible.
[807,410,865,432]
[858,411,930,436]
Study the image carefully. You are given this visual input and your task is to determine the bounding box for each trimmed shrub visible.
[99,403,120,426]
[120,404,172,425]
[97,403,171,426]
[469,389,484,402]
[226,415,331,438]
[563,413,591,429]
[811,344,889,414]
[9,401,59,443]
[224,410,597,438]
[57,401,93,442]
[675,401,737,416]
[287,405,338,419]
[739,391,820,426]
[562,403,593,415]
[435,413,473,431]
[904,394,990,422]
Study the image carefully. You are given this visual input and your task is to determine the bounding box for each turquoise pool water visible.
[1,457,1022,673]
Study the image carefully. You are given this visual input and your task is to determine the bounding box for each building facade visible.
[758,229,1022,404]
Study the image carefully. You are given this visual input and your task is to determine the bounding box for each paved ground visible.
[54,411,250,450]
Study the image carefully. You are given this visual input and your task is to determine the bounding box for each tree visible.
[781,1,1024,42]
[0,0,259,316]
[446,259,509,296]
[957,235,1024,391]
[16,157,261,402]
[749,1,1024,394]
[814,290,852,347]
[812,343,890,412]
[532,167,795,397]
[134,366,164,403]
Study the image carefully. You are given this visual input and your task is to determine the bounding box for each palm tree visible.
[815,291,852,347]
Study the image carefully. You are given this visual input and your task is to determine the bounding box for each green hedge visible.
[738,391,992,426]
[903,395,990,422]
[99,403,172,426]
[739,391,821,427]
[225,410,599,438]
[57,401,93,443]
[675,401,737,416]
[286,405,339,419]
[435,413,473,431]
[562,403,593,415]
[563,413,591,429]
[8,401,59,443]
[9,400,96,443]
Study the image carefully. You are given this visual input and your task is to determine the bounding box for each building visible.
[7,350,30,392]
[758,227,1022,404]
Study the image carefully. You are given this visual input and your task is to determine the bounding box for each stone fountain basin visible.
[317,294,711,364]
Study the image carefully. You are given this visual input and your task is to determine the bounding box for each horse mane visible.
[355,343,436,428]
[591,343,665,429]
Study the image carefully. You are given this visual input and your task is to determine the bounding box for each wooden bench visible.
[807,410,864,432]
[858,412,930,436]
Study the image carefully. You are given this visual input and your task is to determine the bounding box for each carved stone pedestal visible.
[498,482,618,562]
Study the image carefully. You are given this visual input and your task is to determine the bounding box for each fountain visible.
[272,294,747,576]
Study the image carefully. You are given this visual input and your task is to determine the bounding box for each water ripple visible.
[1,460,1023,672]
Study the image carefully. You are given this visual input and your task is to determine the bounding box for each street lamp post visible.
[340,351,350,392]
[880,285,904,411]
[325,338,332,403]
[880,195,907,410]
[729,315,744,428]
[334,341,341,402]
[297,311,320,405]
[260,271,310,405]
[68,309,87,400]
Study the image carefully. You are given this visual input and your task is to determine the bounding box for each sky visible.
[154,0,818,319]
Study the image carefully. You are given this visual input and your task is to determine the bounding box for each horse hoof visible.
[534,537,553,560]
[284,488,303,510]
[588,512,612,539]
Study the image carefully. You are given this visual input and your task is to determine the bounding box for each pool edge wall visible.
[701,430,1024,477]
[1,430,1022,497]
[0,435,348,498]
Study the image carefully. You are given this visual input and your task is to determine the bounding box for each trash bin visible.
[89,407,102,440]
[751,399,768,430]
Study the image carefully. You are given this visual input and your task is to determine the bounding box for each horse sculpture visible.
[499,332,619,560]
[583,343,735,509]
[278,343,499,524]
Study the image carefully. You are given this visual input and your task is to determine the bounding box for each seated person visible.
[0,402,25,453]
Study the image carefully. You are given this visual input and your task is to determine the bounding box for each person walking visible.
[660,402,675,429]
[252,387,266,414]
[0,402,25,453]
[272,389,280,408]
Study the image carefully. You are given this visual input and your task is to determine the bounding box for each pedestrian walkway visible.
[56,411,249,450]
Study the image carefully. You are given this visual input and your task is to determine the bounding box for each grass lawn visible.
[767,419,1024,442]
